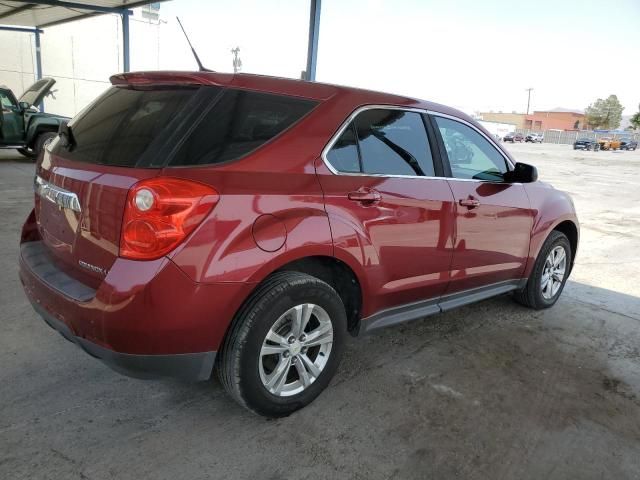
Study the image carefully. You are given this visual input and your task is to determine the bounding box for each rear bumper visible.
[31,299,216,380]
[19,238,255,381]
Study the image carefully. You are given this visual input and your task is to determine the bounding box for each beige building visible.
[477,112,526,129]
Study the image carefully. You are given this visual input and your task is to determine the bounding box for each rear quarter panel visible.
[164,101,344,284]
[166,169,334,284]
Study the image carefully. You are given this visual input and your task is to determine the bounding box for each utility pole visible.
[231,47,242,73]
[525,87,534,114]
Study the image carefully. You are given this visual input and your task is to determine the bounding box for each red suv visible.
[19,71,579,417]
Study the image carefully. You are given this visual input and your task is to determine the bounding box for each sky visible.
[134,0,640,116]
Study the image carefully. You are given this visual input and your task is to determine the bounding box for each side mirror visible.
[504,162,538,183]
[18,101,31,112]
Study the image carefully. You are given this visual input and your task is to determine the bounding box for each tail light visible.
[120,177,219,260]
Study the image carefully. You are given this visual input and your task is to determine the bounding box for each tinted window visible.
[56,86,199,166]
[435,116,508,181]
[170,90,317,166]
[355,109,435,176]
[326,124,360,173]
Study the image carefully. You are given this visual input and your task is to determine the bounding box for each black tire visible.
[513,231,572,310]
[17,147,36,159]
[34,132,57,156]
[217,271,347,417]
[18,132,57,159]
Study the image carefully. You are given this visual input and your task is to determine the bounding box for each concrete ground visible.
[1,144,639,480]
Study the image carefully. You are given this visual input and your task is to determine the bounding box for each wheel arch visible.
[552,219,578,271]
[26,119,62,147]
[273,255,363,335]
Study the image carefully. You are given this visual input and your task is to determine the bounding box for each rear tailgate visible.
[35,155,158,287]
[33,84,204,288]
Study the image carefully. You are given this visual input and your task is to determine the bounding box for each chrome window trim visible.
[320,104,515,183]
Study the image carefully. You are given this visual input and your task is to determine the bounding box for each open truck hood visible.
[19,77,56,108]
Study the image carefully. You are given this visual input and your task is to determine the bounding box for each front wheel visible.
[514,231,572,310]
[217,271,347,417]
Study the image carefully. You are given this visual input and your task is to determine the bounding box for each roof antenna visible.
[176,17,211,72]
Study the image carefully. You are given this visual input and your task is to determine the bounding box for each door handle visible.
[348,188,381,204]
[459,197,480,208]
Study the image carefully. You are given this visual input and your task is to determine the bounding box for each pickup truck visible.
[0,78,68,158]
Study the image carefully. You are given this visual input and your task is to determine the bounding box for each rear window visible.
[168,89,317,166]
[55,86,317,168]
[57,86,200,166]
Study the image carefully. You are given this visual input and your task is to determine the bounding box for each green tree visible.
[585,95,624,129]
[630,104,640,130]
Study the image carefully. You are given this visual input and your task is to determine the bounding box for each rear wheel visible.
[217,271,347,417]
[514,231,572,310]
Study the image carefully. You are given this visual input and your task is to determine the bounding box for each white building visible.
[1,7,163,117]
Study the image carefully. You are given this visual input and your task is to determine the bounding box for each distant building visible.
[524,108,587,131]
[477,112,526,129]
[478,108,587,131]
[478,120,517,137]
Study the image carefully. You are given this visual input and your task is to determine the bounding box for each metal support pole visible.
[35,28,44,111]
[305,0,321,81]
[122,12,130,72]
[35,29,43,81]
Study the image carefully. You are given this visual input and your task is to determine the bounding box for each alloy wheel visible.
[259,303,333,397]
[541,246,567,300]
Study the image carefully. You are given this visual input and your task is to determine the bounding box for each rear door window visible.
[355,109,435,176]
[325,108,436,177]
[169,90,317,166]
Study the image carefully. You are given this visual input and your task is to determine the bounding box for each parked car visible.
[19,71,579,417]
[503,132,524,142]
[0,78,69,158]
[573,137,600,151]
[619,137,638,151]
[525,132,544,143]
[597,136,621,151]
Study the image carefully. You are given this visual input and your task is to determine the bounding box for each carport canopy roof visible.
[0,0,158,29]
